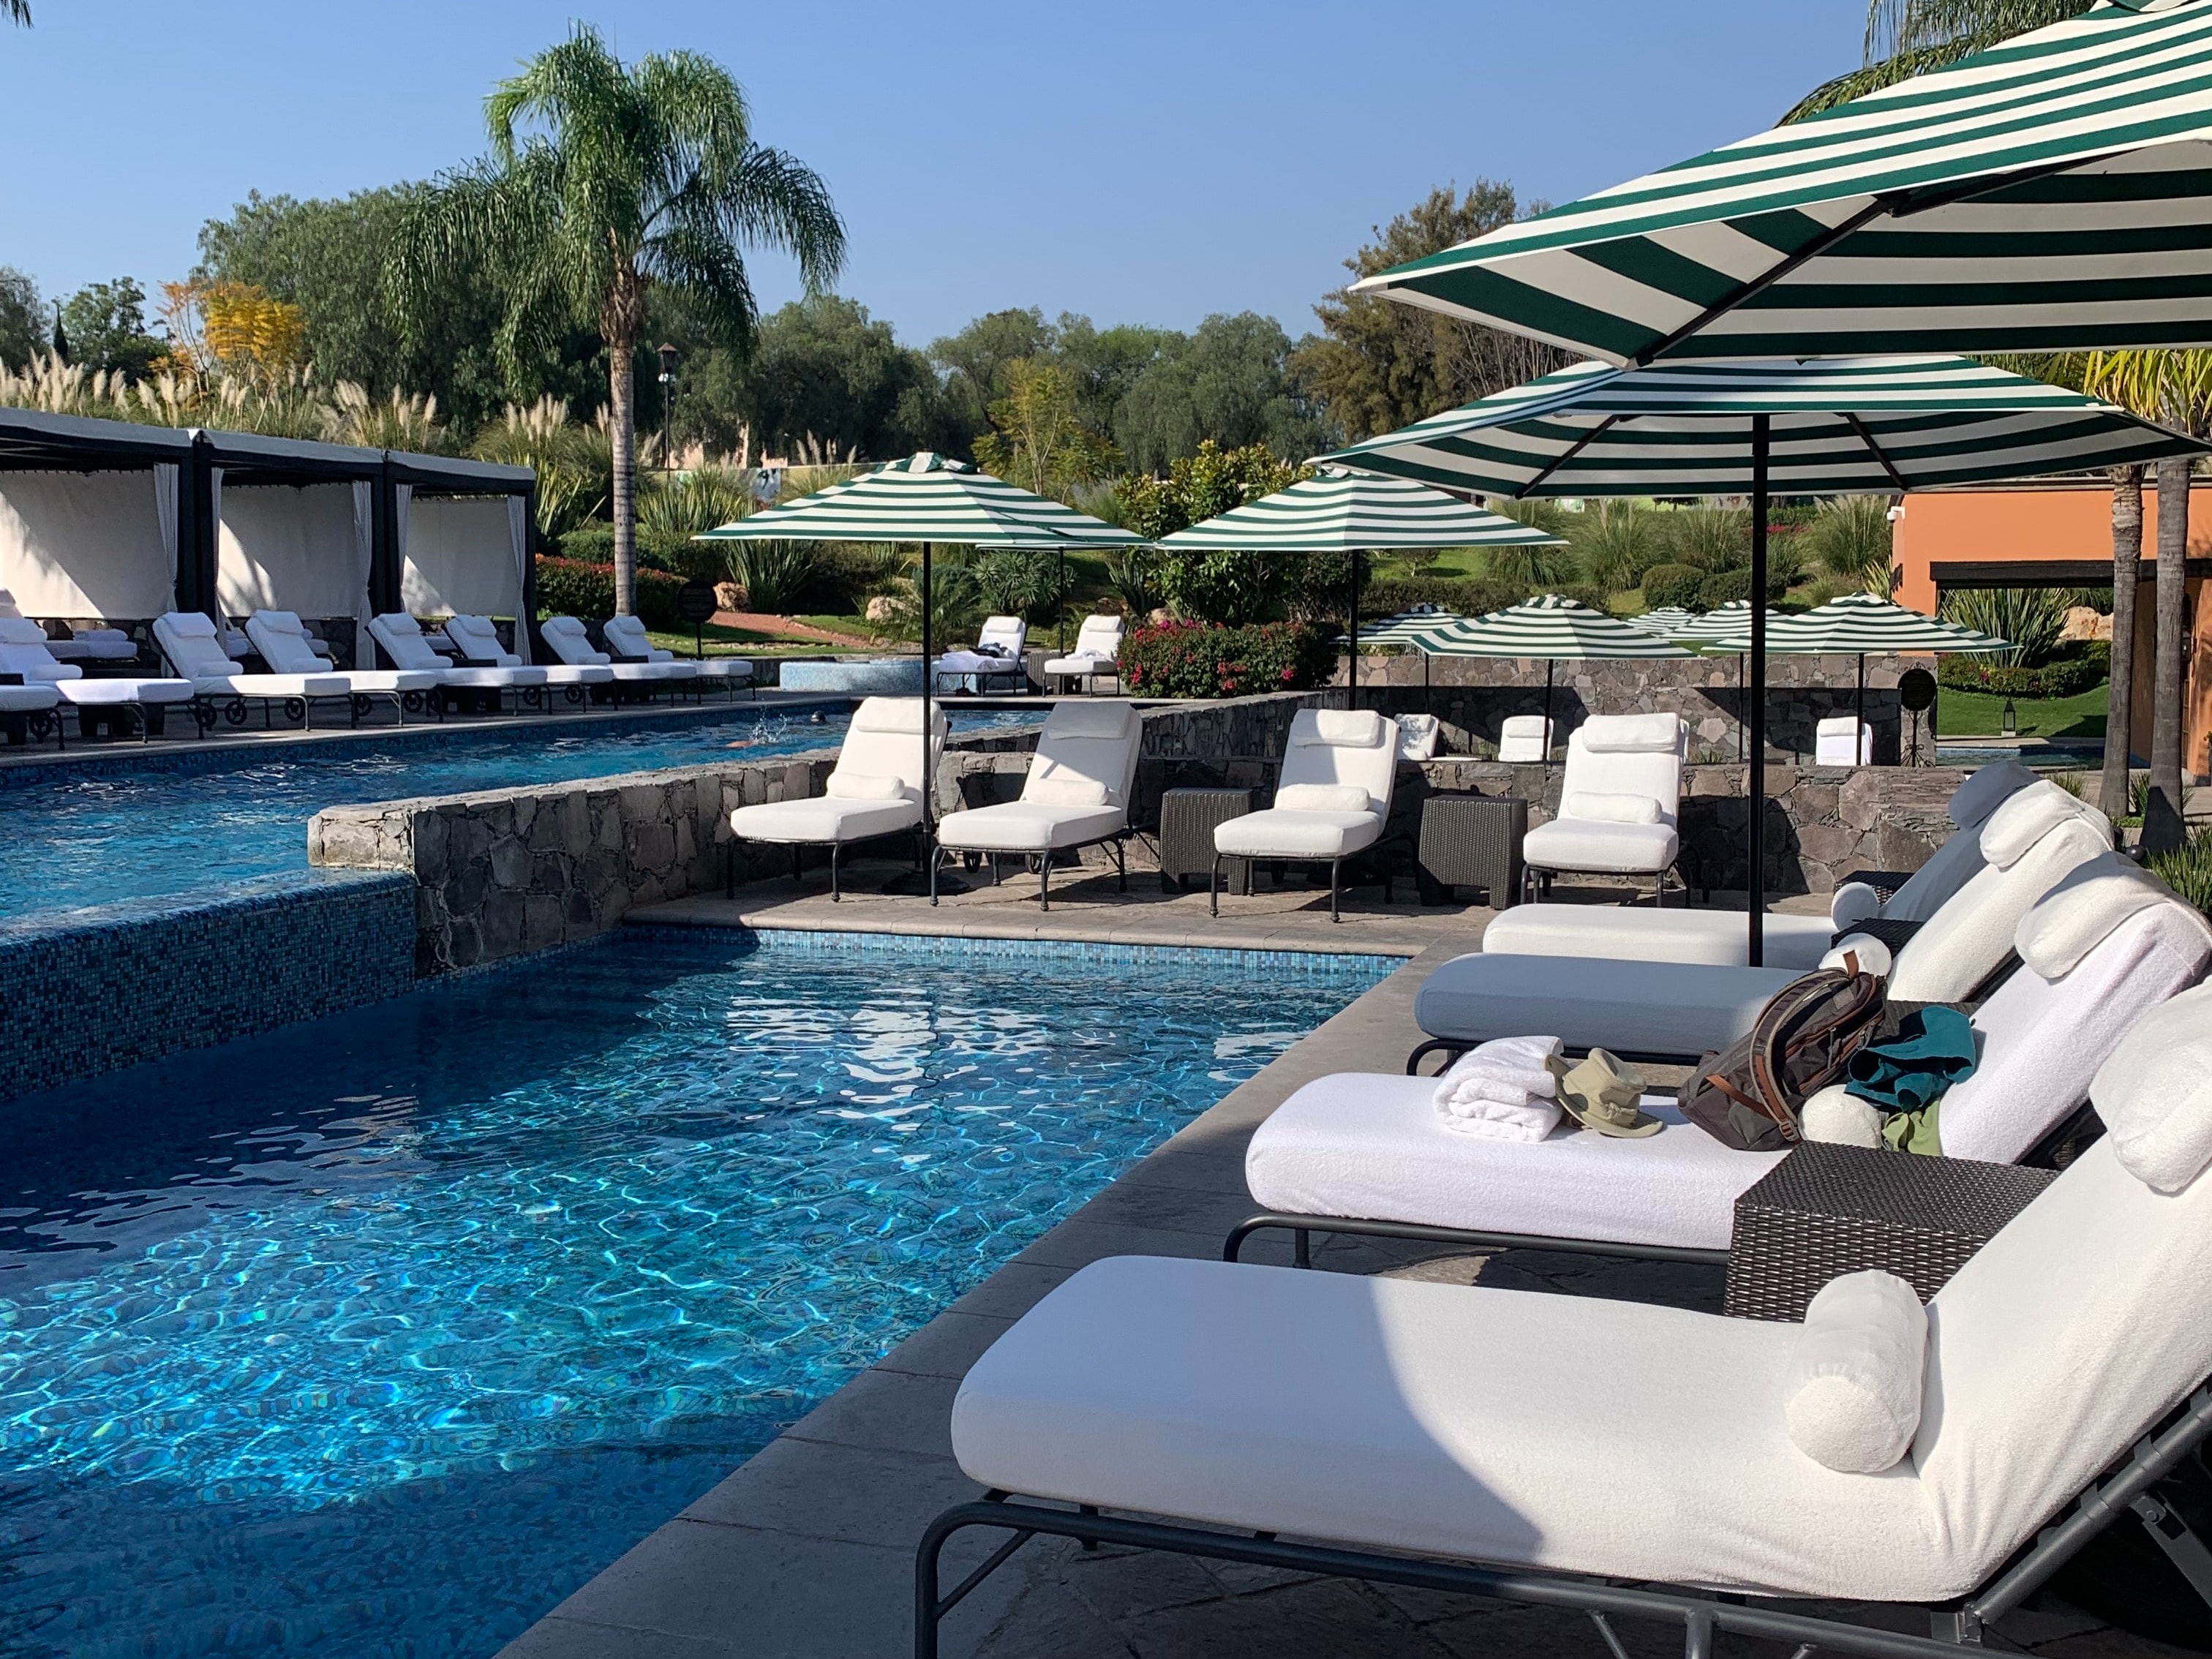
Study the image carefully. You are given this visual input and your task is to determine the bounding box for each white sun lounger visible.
[442,613,614,707]
[153,612,353,729]
[1818,713,1875,765]
[541,614,690,696]
[0,617,195,741]
[0,679,64,748]
[936,614,1028,694]
[1495,712,1552,762]
[1042,613,1123,693]
[1413,780,2114,1066]
[1235,856,2212,1265]
[602,612,751,696]
[1484,759,2039,969]
[0,589,139,665]
[932,1009,2212,1659]
[244,611,440,726]
[1212,707,1404,923]
[726,696,947,901]
[1519,712,1686,904]
[366,612,547,715]
[933,699,1143,908]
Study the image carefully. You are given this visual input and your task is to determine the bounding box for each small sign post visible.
[677,579,718,661]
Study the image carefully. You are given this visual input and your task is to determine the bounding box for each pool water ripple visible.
[0,930,1388,1657]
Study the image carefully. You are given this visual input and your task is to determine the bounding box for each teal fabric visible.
[1846,1006,1979,1113]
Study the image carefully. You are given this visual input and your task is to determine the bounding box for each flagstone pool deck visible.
[500,879,2140,1659]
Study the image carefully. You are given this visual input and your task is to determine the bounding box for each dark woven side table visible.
[1838,868,1919,903]
[1416,794,1527,908]
[1726,1143,2055,1321]
[1832,916,1924,955]
[1161,787,1254,895]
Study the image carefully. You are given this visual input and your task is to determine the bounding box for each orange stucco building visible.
[1891,481,2211,776]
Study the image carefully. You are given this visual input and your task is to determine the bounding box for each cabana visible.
[386,451,537,666]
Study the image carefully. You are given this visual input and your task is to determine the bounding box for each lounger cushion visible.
[1275,783,1371,814]
[538,663,614,685]
[2017,854,2194,979]
[729,795,920,846]
[1949,760,2038,831]
[1480,906,1837,969]
[56,676,193,706]
[824,771,911,802]
[0,684,60,711]
[154,612,237,680]
[1043,699,1140,740]
[244,612,326,676]
[1873,819,1990,925]
[934,801,1124,854]
[1244,1073,1778,1251]
[2094,985,2212,1192]
[1521,816,1679,876]
[1981,781,2102,870]
[368,614,450,672]
[1416,952,1797,1057]
[1298,708,1385,748]
[1026,775,1110,808]
[1497,715,1552,762]
[190,672,351,699]
[1886,814,2110,1003]
[1042,652,1113,676]
[339,669,448,693]
[953,1256,1936,1600]
[1214,808,1382,862]
[1784,1272,1927,1474]
[539,617,611,667]
[1562,790,1663,825]
[1578,712,1682,753]
[1397,713,1440,761]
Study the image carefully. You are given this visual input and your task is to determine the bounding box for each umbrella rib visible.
[1878,148,2121,221]
[1520,413,1627,494]
[1843,413,1912,492]
[1633,198,1889,367]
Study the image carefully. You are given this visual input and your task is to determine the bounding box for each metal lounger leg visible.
[831,842,843,903]
[1210,852,1222,918]
[1039,850,1052,912]
[726,841,736,901]
[1114,835,1126,892]
[1330,858,1342,922]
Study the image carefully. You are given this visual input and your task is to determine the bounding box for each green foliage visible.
[1697,565,1789,609]
[1806,496,1896,592]
[1938,586,2066,667]
[970,548,1069,623]
[2148,826,2212,917]
[1116,441,1310,625]
[1666,507,1751,572]
[870,563,979,644]
[1640,563,1707,611]
[1118,620,1337,699]
[930,307,1059,434]
[468,396,609,539]
[1566,499,1660,590]
[637,466,754,580]
[722,541,821,615]
[1110,312,1328,472]
[972,358,1121,497]
[0,266,37,371]
[1787,1,2091,121]
[1938,652,2107,700]
[1363,576,1516,618]
[56,279,163,378]
[1105,547,1165,619]
[534,554,683,628]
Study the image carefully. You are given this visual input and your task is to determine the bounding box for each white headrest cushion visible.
[254,610,306,633]
[448,614,497,639]
[851,696,930,735]
[1076,614,1123,643]
[1276,783,1373,814]
[1295,708,1385,748]
[543,615,588,637]
[162,612,219,639]
[2094,983,2212,1192]
[1563,790,1663,825]
[1026,774,1110,808]
[2017,854,2198,979]
[1500,714,1551,735]
[1577,712,1682,753]
[825,770,914,802]
[1816,715,1863,738]
[1783,1271,1927,1474]
[1980,780,2107,870]
[1949,760,2038,830]
[1045,699,1139,741]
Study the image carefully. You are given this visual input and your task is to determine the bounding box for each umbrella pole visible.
[1350,552,1362,711]
[1856,651,1867,757]
[1737,655,1745,761]
[924,539,936,902]
[1542,659,1554,777]
[1748,417,1769,967]
[1057,548,1066,658]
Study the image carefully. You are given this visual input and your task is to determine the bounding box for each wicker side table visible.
[1161,787,1254,895]
[1726,1143,2055,1320]
[1838,868,1919,903]
[1415,794,1527,908]
[1832,916,1924,955]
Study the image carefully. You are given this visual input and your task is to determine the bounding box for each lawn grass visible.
[642,620,830,655]
[1936,682,2109,740]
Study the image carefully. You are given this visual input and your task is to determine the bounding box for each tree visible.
[1113,312,1328,472]
[1788,1,2091,120]
[0,267,38,370]
[972,358,1121,499]
[1118,440,1308,625]
[930,308,1058,434]
[390,25,845,615]
[56,278,164,378]
[1295,184,1569,442]
[4,1,27,26]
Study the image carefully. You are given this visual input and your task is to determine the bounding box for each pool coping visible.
[497,930,1479,1659]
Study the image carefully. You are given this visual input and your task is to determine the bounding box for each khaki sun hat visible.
[1545,1048,1663,1138]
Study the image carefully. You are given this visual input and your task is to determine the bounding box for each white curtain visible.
[154,464,180,609]
[217,482,366,619]
[392,483,413,602]
[351,478,376,667]
[208,468,223,609]
[401,495,524,620]
[0,470,176,617]
[507,494,533,663]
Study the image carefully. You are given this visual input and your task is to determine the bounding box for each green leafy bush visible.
[724,541,821,615]
[1938,653,2107,699]
[1939,587,2066,668]
[1697,565,1789,609]
[533,555,684,631]
[1120,620,1336,699]
[2150,827,2212,917]
[1639,563,1705,611]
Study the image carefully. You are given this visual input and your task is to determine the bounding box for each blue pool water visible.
[0,928,1389,1657]
[0,707,1032,930]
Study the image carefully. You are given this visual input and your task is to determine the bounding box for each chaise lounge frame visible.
[933,828,1130,912]
[919,1379,2212,1659]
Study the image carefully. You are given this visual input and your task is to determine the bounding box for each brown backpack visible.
[1679,962,1887,1153]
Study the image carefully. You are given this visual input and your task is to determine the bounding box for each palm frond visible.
[4,0,30,26]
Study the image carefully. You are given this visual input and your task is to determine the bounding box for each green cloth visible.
[1881,1100,1944,1157]
[1846,1006,1978,1113]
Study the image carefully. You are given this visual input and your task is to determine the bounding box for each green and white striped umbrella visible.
[1343,606,1468,647]
[1412,595,1693,660]
[1630,606,1698,636]
[1350,1,2212,364]
[1324,356,2202,497]
[699,450,1141,549]
[1154,470,1563,552]
[1696,592,2010,656]
[1669,599,1756,642]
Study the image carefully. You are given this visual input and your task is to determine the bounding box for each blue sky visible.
[1,1,1867,347]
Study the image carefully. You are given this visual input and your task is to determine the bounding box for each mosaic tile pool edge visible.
[0,873,416,1102]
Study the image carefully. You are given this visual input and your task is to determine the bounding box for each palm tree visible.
[1786,1,2091,119]
[4,1,29,25]
[390,26,844,615]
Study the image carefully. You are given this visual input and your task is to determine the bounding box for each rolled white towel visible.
[1439,1093,1563,1142]
[1438,1070,1549,1110]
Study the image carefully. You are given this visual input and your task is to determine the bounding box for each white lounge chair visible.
[441,613,613,707]
[1213,707,1403,923]
[0,590,138,666]
[1412,778,2115,1065]
[1234,853,2211,1267]
[934,699,1143,909]
[366,612,545,715]
[1483,759,2039,970]
[1818,713,1875,766]
[601,612,752,697]
[541,614,688,697]
[0,679,64,748]
[1495,712,1553,762]
[244,611,440,726]
[154,612,353,730]
[1042,613,1123,694]
[0,617,194,741]
[931,1003,2212,1659]
[726,696,946,901]
[935,614,1028,695]
[1520,712,1685,904]
[1396,712,1440,760]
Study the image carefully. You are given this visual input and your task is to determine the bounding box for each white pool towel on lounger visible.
[1435,1036,1563,1140]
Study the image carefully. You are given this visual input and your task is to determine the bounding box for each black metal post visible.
[1541,658,1555,773]
[1349,552,1363,710]
[1856,651,1867,753]
[1057,547,1066,655]
[1749,415,1769,967]
[922,540,933,840]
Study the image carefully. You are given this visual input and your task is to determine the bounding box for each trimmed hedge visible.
[1938,653,2108,699]
[1121,620,1337,699]
[1640,563,1704,610]
[533,555,685,631]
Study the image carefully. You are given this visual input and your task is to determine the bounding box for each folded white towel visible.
[1434,1034,1567,1135]
[1437,1094,1563,1142]
[1439,1070,1550,1109]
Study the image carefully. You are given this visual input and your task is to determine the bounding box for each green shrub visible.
[2150,827,2212,917]
[533,555,684,631]
[1120,620,1336,699]
[1937,654,2107,699]
[1640,563,1705,611]
[556,522,614,563]
[1363,576,1513,617]
[1697,565,1789,609]
[725,541,821,615]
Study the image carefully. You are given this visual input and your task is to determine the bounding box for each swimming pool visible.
[0,928,1390,1657]
[0,707,1034,930]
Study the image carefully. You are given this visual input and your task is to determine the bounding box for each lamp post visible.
[657,342,678,473]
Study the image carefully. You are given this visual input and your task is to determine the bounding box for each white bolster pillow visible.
[1949,759,2037,830]
[1578,712,1681,753]
[825,771,911,802]
[1783,1271,1928,1473]
[1829,881,1883,930]
[1276,782,1372,813]
[1980,780,2107,870]
[1562,790,1661,825]
[2016,853,2185,979]
[2094,982,2212,1192]
[1298,708,1385,748]
[1026,774,1110,808]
